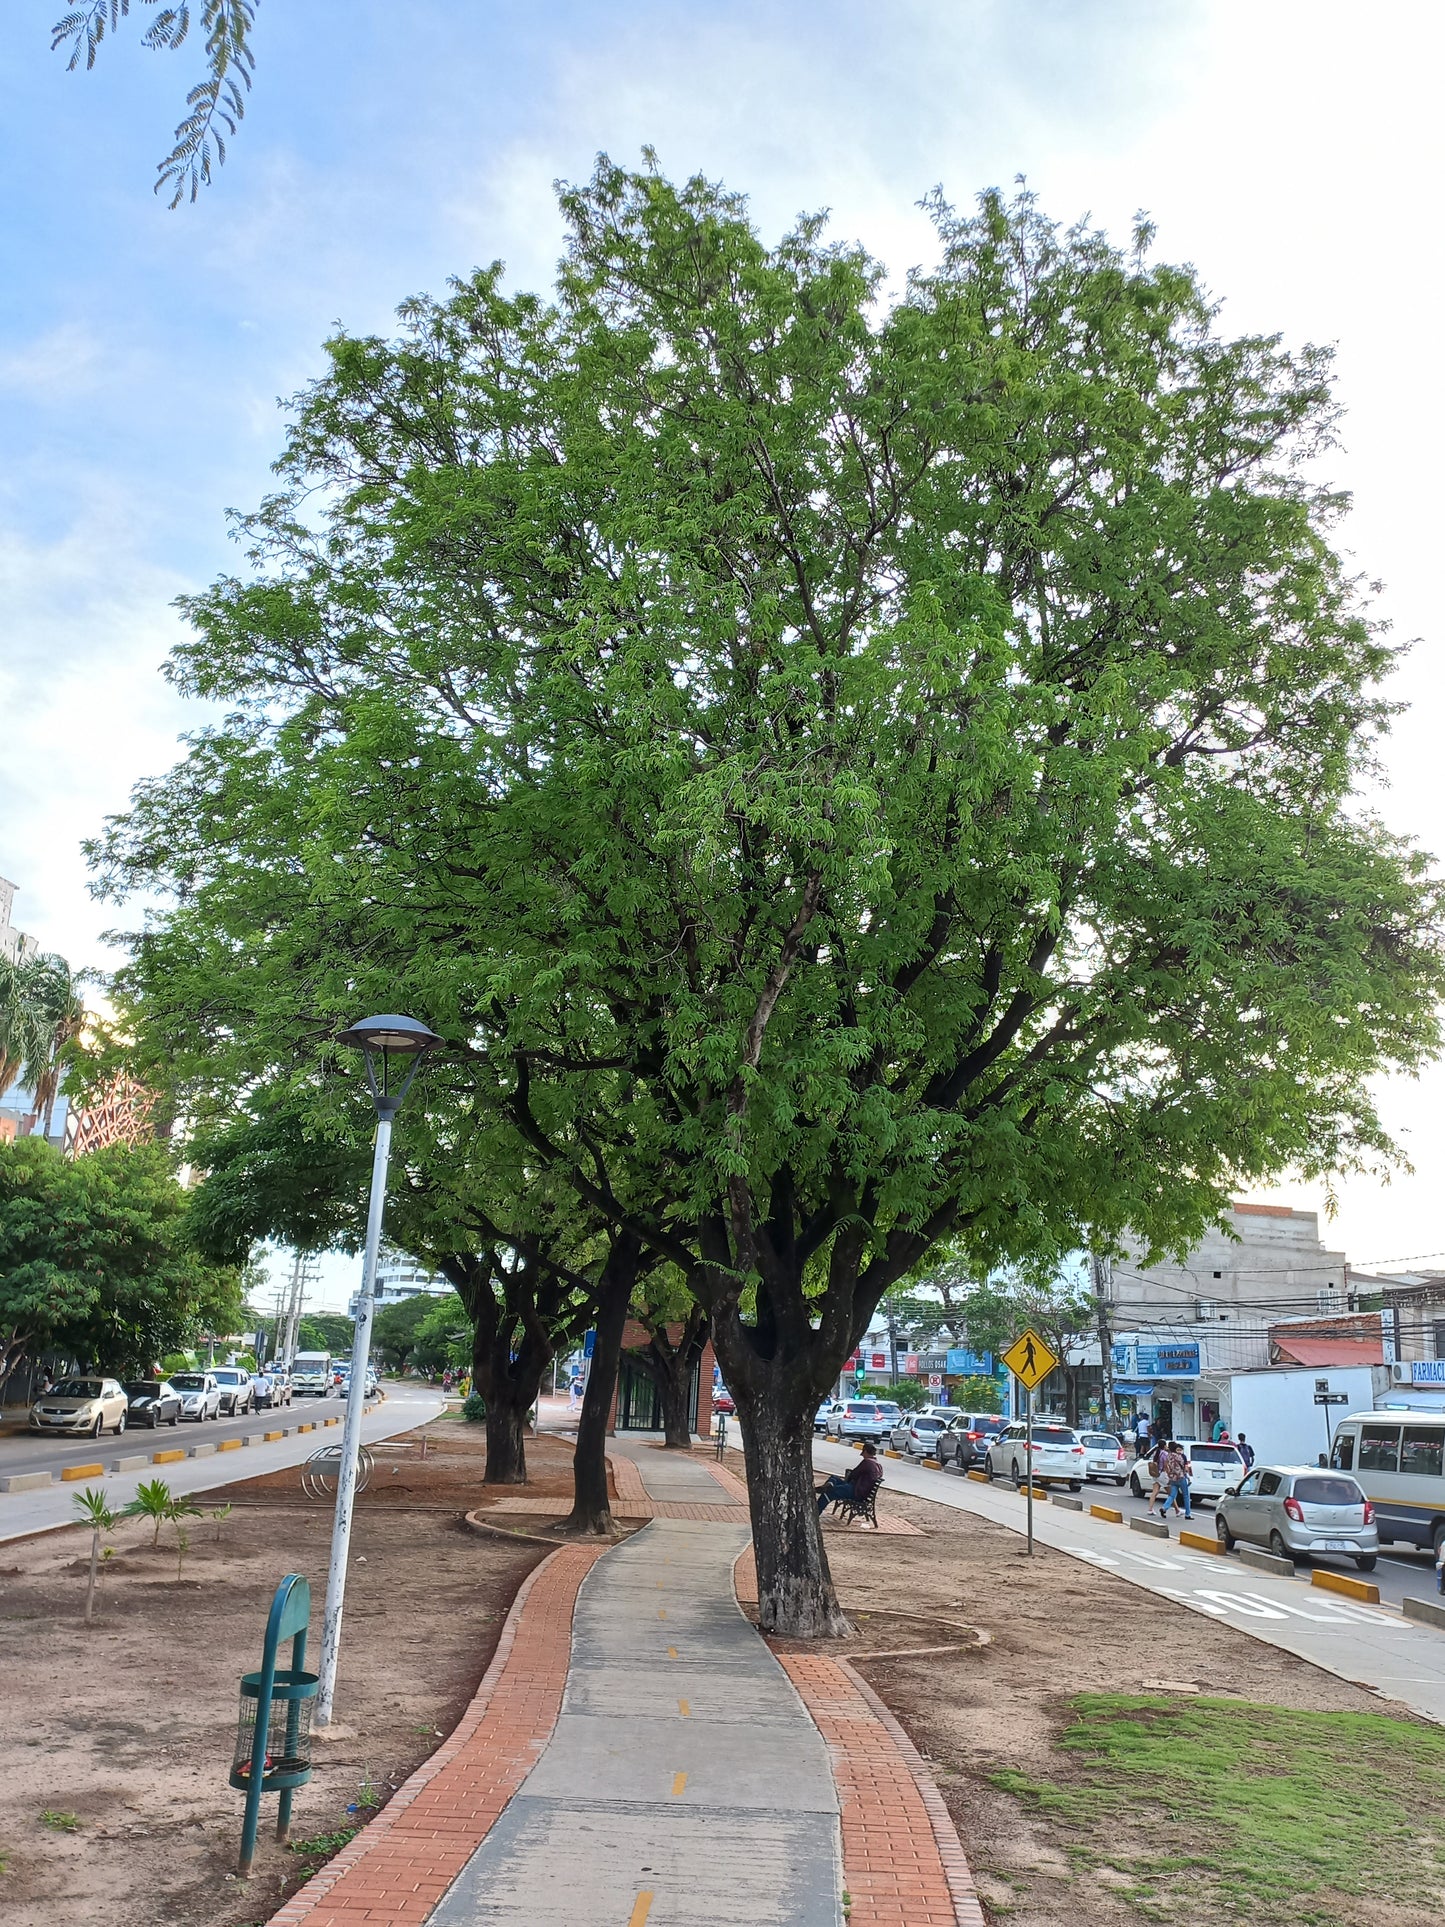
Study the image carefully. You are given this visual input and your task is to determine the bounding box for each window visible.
[1236,1472,1261,1496]
[1400,1427,1445,1478]
[1190,1445,1243,1466]
[1331,1432,1355,1472]
[1258,1472,1282,1496]
[1293,1476,1364,1507]
[1358,1425,1402,1474]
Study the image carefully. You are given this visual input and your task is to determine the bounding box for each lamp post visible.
[314,1013,441,1728]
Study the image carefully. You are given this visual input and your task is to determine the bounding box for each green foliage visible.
[39,1811,80,1833]
[160,1351,195,1376]
[953,1374,1002,1414]
[0,1138,242,1391]
[123,1476,175,1548]
[0,949,85,1132]
[87,161,1445,1624]
[411,1294,470,1375]
[289,1826,358,1857]
[461,1389,486,1424]
[994,1694,1445,1920]
[296,1314,355,1356]
[71,1487,118,1533]
[371,1292,440,1373]
[887,1378,930,1412]
[959,1273,1096,1383]
[50,0,259,205]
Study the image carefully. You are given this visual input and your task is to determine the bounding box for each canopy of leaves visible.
[93,162,1444,1425]
[295,1311,354,1355]
[0,1137,243,1384]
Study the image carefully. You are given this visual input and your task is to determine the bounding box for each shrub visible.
[461,1390,486,1424]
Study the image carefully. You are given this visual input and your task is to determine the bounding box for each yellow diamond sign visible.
[1001,1327,1059,1392]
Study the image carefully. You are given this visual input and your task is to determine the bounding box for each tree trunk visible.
[482,1380,532,1484]
[657,1359,694,1449]
[738,1391,850,1638]
[558,1233,640,1535]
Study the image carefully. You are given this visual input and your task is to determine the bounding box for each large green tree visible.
[94,165,1444,1634]
[0,1136,242,1389]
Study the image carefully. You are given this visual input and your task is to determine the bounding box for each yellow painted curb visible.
[1180,1529,1225,1554]
[263,1430,283,1441]
[216,1437,242,1451]
[883,1449,904,1459]
[1090,1503,1124,1522]
[152,1448,185,1464]
[60,1461,105,1481]
[966,1469,991,1483]
[1024,1485,1048,1500]
[297,1422,315,1433]
[1312,1567,1380,1604]
[324,1416,339,1427]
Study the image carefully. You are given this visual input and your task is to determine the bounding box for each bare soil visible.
[787,1481,1443,1927]
[0,1421,555,1927]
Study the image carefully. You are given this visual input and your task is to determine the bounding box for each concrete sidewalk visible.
[269,1438,983,1927]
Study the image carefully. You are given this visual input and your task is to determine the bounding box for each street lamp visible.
[315,1013,442,1728]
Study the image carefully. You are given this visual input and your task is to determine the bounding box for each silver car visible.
[824,1400,890,1442]
[888,1413,950,1458]
[169,1371,224,1422]
[1215,1464,1378,1571]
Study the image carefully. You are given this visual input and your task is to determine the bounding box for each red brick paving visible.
[264,1543,604,1927]
[779,1653,986,1927]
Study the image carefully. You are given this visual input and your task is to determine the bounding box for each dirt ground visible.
[0,1421,559,1927]
[783,1481,1444,1927]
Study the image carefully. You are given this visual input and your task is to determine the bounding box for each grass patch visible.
[992,1694,1445,1921]
[39,1811,80,1833]
[289,1826,358,1857]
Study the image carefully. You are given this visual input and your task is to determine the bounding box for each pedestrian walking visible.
[1134,1412,1152,1459]
[1435,1537,1444,1597]
[1145,1444,1166,1515]
[1157,1441,1192,1520]
[1237,1432,1255,1470]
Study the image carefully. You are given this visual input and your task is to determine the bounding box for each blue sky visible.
[3,2,1444,1302]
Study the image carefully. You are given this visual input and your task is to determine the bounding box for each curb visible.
[0,1469,53,1493]
[60,1461,104,1482]
[1049,1494,1083,1511]
[1089,1503,1123,1522]
[1179,1529,1226,1555]
[152,1449,185,1464]
[1403,1595,1445,1630]
[1238,1544,1295,1578]
[1312,1567,1380,1604]
[109,1453,151,1474]
[1129,1515,1169,1539]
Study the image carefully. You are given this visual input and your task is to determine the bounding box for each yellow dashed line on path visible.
[628,1892,654,1927]
[667,1646,678,1658]
[671,1771,687,1796]
[678,1698,690,1717]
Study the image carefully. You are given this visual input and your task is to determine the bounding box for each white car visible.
[1127,1439,1245,1508]
[210,1367,255,1415]
[888,1414,951,1458]
[169,1371,224,1422]
[985,1419,1088,1489]
[1078,1430,1130,1485]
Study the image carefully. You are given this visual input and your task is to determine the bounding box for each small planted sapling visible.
[123,1477,175,1549]
[70,1488,118,1624]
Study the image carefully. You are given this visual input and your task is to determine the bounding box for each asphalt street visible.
[0,1388,350,1480]
[811,1434,1445,1725]
[0,1383,445,1542]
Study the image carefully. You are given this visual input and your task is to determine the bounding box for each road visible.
[811,1434,1445,1725]
[0,1383,445,1543]
[0,1389,349,1480]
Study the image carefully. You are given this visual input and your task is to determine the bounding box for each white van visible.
[291,1350,333,1397]
[1329,1409,1445,1554]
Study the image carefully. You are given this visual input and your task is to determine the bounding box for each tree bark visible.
[479,1364,539,1485]
[558,1232,640,1535]
[633,1303,708,1448]
[737,1388,850,1638]
[657,1361,694,1449]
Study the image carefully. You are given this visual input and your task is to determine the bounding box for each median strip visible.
[1090,1503,1123,1523]
[1403,1595,1445,1631]
[1312,1568,1380,1605]
[216,1437,242,1451]
[0,1469,55,1493]
[1129,1515,1169,1539]
[263,1430,283,1441]
[1238,1545,1296,1579]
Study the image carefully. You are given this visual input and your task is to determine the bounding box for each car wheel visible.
[1355,1554,1377,1572]
[1269,1530,1298,1565]
[1115,1477,1127,1487]
[170,1411,179,1427]
[1216,1513,1235,1550]
[1011,1458,1024,1485]
[1129,1472,1144,1498]
[115,1412,126,1436]
[1068,1480,1082,1492]
[91,1413,103,1438]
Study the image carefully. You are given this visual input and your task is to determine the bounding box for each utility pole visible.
[1092,1251,1117,1431]
[887,1311,900,1388]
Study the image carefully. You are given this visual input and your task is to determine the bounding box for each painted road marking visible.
[671,1771,687,1796]
[628,1893,654,1927]
[1158,1586,1409,1629]
[678,1699,690,1717]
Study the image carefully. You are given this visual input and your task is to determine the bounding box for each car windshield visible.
[125,1382,163,1398]
[49,1380,103,1399]
[915,1418,944,1430]
[171,1374,206,1390]
[212,1370,241,1383]
[1293,1476,1363,1506]
[1190,1445,1243,1465]
[969,1417,1005,1433]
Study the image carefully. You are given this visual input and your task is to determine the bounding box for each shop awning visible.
[1270,1338,1382,1368]
[1112,1382,1156,1396]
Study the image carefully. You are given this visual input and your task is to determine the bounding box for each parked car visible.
[169,1371,224,1422]
[888,1414,951,1458]
[936,1413,1007,1472]
[29,1376,129,1437]
[712,1387,736,1416]
[823,1400,891,1442]
[873,1401,903,1431]
[985,1419,1088,1489]
[267,1369,293,1408]
[1215,1464,1378,1570]
[1128,1438,1245,1507]
[1078,1430,1130,1485]
[814,1402,833,1433]
[254,1369,291,1409]
[341,1369,380,1400]
[210,1367,255,1416]
[124,1379,182,1428]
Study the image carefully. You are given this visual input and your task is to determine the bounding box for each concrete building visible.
[0,875,38,967]
[347,1244,452,1320]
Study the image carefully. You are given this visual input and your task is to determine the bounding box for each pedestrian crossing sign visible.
[1001,1327,1059,1391]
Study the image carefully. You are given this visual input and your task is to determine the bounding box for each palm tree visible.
[0,952,86,1136]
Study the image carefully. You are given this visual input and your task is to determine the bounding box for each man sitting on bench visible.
[816,1439,882,1517]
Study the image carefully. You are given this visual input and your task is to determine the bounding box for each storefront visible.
[1111,1340,1202,1436]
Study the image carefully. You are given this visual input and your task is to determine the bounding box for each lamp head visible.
[335,1014,443,1056]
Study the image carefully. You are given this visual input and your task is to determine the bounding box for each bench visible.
[821,1476,883,1529]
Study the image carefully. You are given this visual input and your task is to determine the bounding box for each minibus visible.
[1329,1409,1445,1552]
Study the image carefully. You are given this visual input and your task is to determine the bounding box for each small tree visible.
[123,1477,175,1549]
[71,1487,118,1624]
[954,1374,1002,1414]
[889,1379,930,1413]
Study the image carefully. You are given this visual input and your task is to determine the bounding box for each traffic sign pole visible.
[1025,1385,1033,1555]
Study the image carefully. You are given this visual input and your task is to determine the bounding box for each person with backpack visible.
[1237,1432,1255,1471]
[1157,1440,1192,1520]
